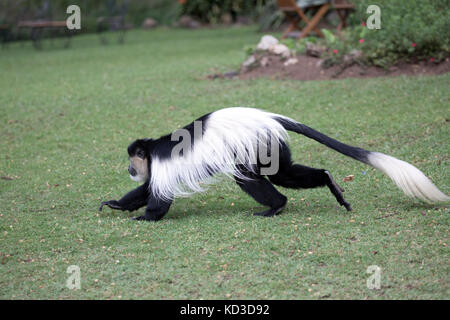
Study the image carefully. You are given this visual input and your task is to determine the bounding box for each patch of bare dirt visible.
[237,55,450,81]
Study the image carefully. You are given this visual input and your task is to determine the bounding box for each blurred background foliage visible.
[1,0,449,66]
[2,0,449,32]
[347,0,450,66]
[179,0,267,24]
[0,0,268,29]
[0,0,180,29]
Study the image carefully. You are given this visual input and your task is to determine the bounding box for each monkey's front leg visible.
[132,191,172,222]
[99,182,149,212]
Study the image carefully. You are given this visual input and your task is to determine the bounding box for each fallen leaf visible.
[343,175,354,182]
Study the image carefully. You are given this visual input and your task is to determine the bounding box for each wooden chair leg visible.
[295,7,323,37]
[336,9,348,32]
[282,15,301,39]
[343,11,349,28]
[298,3,330,39]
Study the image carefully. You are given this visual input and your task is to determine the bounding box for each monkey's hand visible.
[99,200,123,211]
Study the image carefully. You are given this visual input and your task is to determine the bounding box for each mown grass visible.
[0,27,449,299]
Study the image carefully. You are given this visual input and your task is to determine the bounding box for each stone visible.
[306,42,326,57]
[270,43,291,58]
[284,58,298,66]
[343,54,352,63]
[223,71,238,78]
[260,56,270,67]
[242,55,257,69]
[349,49,363,59]
[178,15,201,29]
[235,16,251,25]
[257,35,279,51]
[343,50,363,63]
[142,18,157,29]
[221,13,233,25]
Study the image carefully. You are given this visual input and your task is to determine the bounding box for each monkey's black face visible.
[127,139,150,182]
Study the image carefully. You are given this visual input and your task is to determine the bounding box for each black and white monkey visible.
[99,107,449,221]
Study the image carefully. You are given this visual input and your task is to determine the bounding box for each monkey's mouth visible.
[128,166,142,182]
[130,174,144,182]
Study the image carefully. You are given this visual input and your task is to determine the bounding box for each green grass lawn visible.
[0,27,449,300]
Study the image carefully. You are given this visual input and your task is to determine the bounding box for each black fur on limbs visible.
[267,143,352,213]
[98,109,354,221]
[99,107,448,222]
[99,181,172,221]
[234,143,351,218]
[98,142,351,221]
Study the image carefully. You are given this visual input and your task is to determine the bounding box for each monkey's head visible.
[127,139,150,182]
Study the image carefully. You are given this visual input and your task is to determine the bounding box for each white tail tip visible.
[368,152,450,203]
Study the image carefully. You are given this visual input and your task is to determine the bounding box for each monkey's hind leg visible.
[234,167,287,217]
[324,170,352,211]
[269,163,352,211]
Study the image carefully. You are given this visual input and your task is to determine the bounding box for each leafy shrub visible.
[179,0,269,24]
[256,0,285,31]
[254,0,449,67]
[346,0,450,67]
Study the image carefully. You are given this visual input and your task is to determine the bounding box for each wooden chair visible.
[16,0,73,49]
[277,0,331,39]
[277,0,354,39]
[333,0,355,32]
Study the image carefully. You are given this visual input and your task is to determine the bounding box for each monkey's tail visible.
[276,117,449,203]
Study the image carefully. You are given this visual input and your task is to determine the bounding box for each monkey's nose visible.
[128,166,137,176]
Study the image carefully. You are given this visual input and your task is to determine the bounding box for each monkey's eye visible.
[136,149,145,159]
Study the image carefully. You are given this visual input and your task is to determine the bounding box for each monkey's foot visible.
[324,171,352,212]
[254,204,286,217]
[99,200,122,211]
[325,171,345,193]
[342,201,352,212]
[131,215,152,221]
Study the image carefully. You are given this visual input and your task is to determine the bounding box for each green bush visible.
[256,0,285,31]
[347,0,450,67]
[180,0,268,24]
[254,0,449,67]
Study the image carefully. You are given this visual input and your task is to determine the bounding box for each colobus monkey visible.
[99,107,449,221]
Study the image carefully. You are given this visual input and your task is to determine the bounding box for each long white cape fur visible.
[150,107,449,203]
[150,108,289,200]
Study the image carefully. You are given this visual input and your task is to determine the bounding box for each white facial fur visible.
[129,156,149,182]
